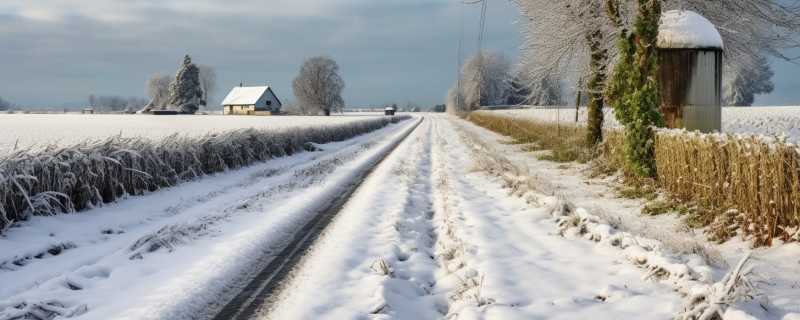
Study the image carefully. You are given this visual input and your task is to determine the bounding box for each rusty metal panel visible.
[658,49,722,133]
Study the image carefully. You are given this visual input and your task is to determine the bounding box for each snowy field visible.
[0,113,384,154]
[491,106,800,143]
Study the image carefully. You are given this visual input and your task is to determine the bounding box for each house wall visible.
[223,105,257,115]
[253,90,282,112]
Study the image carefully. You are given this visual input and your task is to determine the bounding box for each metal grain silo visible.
[657,10,723,133]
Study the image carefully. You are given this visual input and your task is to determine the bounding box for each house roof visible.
[221,86,275,106]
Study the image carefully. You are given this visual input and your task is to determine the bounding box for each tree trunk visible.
[586,29,607,147]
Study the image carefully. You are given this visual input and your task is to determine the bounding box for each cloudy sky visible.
[0,0,797,108]
[0,0,522,108]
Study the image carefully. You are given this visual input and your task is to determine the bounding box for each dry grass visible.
[468,111,800,246]
[467,112,592,163]
[655,131,800,246]
[0,116,411,232]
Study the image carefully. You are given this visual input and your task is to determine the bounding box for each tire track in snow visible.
[211,118,425,320]
[263,118,452,319]
[0,120,417,320]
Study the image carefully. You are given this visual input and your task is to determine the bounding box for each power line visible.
[455,0,489,110]
[476,0,488,107]
[456,1,465,111]
[477,0,488,54]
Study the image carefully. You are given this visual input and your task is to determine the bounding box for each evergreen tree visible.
[168,55,204,114]
[606,0,665,177]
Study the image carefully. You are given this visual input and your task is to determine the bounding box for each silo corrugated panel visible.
[683,51,722,132]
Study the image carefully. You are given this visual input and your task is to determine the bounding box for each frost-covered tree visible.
[292,56,345,116]
[724,54,775,106]
[198,65,216,107]
[90,95,128,112]
[506,73,532,105]
[168,55,204,114]
[459,51,512,109]
[513,0,614,145]
[282,102,309,115]
[513,0,800,143]
[445,85,467,114]
[141,73,172,113]
[531,74,563,107]
[0,97,11,111]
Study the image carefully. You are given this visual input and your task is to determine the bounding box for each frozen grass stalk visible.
[0,116,410,232]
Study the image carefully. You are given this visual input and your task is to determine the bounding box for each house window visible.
[266,101,272,106]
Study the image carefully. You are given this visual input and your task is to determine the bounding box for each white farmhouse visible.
[221,86,283,116]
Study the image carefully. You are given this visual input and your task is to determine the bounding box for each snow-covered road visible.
[4,114,780,320]
[265,116,687,319]
[0,118,420,320]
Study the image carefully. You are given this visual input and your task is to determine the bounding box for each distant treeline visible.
[0,96,12,111]
[88,95,148,112]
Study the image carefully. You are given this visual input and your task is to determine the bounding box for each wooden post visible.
[574,77,583,123]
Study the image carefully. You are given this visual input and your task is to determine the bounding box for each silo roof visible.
[658,10,723,49]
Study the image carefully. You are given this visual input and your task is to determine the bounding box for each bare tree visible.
[198,65,216,107]
[459,51,512,110]
[142,73,172,113]
[724,54,774,106]
[125,97,148,113]
[445,85,467,114]
[89,95,130,112]
[529,74,563,106]
[292,56,345,116]
[282,102,310,115]
[513,0,614,145]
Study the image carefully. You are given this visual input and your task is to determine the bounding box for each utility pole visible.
[476,0,488,109]
[456,2,465,113]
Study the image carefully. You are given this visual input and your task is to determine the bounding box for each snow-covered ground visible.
[0,118,418,320]
[493,106,800,143]
[2,114,797,320]
[267,115,687,319]
[0,113,384,154]
[454,116,800,319]
[264,117,800,319]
